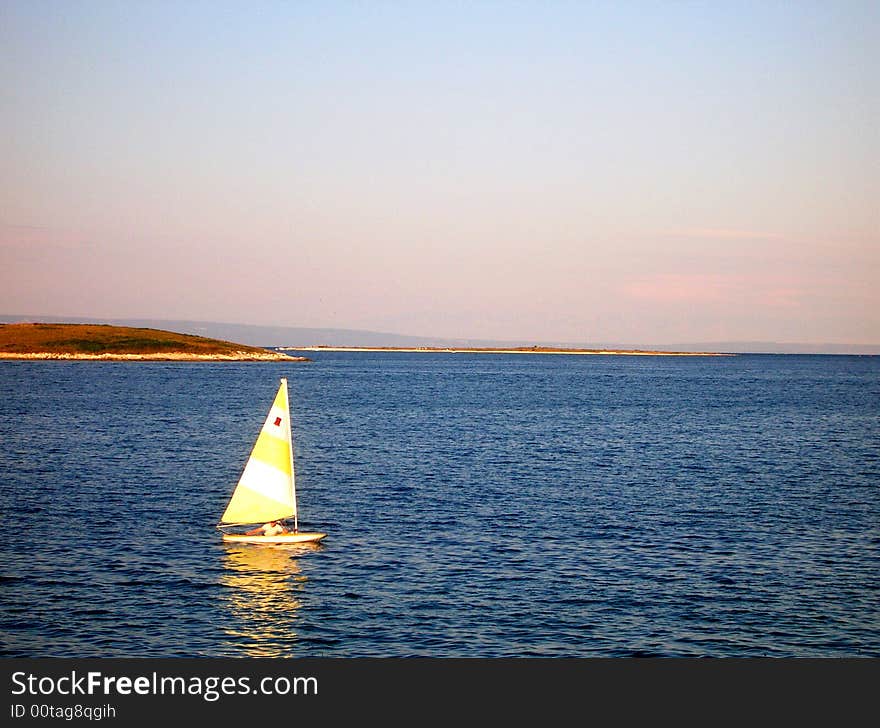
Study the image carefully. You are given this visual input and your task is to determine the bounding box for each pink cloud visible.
[622,273,802,308]
[622,273,733,303]
[662,227,797,243]
[0,223,91,250]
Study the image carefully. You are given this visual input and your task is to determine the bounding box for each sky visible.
[1,1,878,347]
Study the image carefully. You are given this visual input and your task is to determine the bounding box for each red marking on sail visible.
[274,417,282,426]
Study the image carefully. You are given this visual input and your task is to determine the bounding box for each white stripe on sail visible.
[236,457,295,512]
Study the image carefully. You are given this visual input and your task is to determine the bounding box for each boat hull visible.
[222,532,327,545]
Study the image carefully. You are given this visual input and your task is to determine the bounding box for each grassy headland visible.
[0,323,303,361]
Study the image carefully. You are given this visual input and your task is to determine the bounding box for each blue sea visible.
[1,352,878,657]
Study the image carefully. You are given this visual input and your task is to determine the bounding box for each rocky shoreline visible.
[0,351,308,362]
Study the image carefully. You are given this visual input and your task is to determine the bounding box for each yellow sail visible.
[220,378,297,525]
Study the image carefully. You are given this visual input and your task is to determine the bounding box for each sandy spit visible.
[281,346,732,357]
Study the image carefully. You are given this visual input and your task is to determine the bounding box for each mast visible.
[283,377,299,533]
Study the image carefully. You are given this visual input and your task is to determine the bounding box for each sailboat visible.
[218,377,327,545]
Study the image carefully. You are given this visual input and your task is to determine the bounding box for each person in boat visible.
[245,520,289,537]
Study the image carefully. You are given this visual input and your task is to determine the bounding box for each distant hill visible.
[0,322,299,361]
[0,315,473,349]
[1,315,877,355]
[0,315,440,349]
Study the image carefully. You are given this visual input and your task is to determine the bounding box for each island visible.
[0,323,307,361]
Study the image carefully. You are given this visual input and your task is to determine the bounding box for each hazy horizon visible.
[3,313,879,355]
[2,2,878,347]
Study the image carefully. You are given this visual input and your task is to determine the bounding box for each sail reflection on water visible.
[219,544,318,657]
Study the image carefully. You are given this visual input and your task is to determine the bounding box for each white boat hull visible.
[222,532,327,545]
